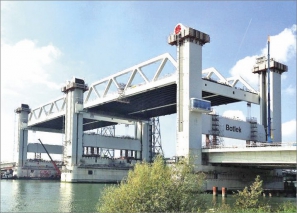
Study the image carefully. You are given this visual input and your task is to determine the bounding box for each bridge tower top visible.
[15,104,31,114]
[168,23,210,46]
[61,77,88,94]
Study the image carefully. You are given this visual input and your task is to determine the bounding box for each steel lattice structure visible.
[97,126,115,158]
[151,117,164,158]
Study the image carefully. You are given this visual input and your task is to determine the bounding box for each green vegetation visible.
[98,157,296,213]
[212,175,296,213]
[98,156,207,213]
[275,201,297,213]
[234,175,269,211]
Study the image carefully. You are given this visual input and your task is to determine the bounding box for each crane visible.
[38,139,61,178]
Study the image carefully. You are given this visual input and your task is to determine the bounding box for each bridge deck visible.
[202,143,296,168]
[27,79,259,132]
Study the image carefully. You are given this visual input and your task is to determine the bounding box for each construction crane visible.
[38,139,61,178]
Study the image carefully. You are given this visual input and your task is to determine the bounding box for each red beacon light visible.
[175,24,181,34]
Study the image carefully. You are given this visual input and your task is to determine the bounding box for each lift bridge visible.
[14,24,296,188]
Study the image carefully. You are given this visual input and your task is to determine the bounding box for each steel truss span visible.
[27,53,259,131]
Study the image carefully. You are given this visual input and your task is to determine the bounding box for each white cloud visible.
[1,39,63,94]
[230,55,259,88]
[282,120,296,141]
[261,25,296,63]
[283,84,296,96]
[229,25,296,89]
[1,39,64,162]
[222,110,246,121]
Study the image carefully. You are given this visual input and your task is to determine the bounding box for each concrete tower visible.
[253,59,287,142]
[15,104,31,176]
[61,78,88,170]
[168,24,210,164]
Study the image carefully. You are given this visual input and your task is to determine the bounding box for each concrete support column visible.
[168,24,210,166]
[270,72,282,142]
[62,78,88,169]
[144,122,152,162]
[212,186,218,196]
[259,72,267,130]
[253,58,287,142]
[15,104,31,176]
[222,187,227,197]
[135,122,152,162]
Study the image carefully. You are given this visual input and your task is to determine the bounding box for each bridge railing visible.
[28,96,66,124]
[246,142,297,148]
[202,142,297,149]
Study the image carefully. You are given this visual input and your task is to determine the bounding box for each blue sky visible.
[1,1,296,161]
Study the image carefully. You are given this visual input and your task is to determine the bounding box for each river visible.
[1,180,295,212]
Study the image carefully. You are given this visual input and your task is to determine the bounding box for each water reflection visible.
[7,180,31,212]
[58,182,73,212]
[59,182,108,212]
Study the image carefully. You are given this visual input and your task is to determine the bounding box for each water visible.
[1,180,296,212]
[1,180,108,212]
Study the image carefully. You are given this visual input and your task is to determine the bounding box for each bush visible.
[276,201,297,213]
[211,175,270,213]
[98,156,207,213]
[234,175,263,209]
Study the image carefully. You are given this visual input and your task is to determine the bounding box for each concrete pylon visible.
[15,104,31,177]
[168,24,210,165]
[253,58,287,142]
[270,63,287,142]
[61,77,88,170]
[135,121,152,162]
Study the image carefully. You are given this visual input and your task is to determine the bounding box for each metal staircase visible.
[211,114,223,146]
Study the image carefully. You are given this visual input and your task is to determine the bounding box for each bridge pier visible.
[203,166,284,192]
[60,78,153,182]
[135,122,152,162]
[168,24,210,166]
[14,104,31,177]
[61,77,88,181]
[253,57,287,142]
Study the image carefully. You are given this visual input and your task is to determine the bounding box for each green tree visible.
[98,156,207,213]
[234,175,263,209]
[233,175,270,212]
